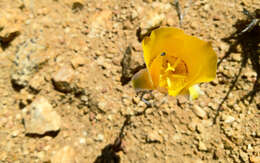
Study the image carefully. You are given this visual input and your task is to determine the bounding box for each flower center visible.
[159,52,188,95]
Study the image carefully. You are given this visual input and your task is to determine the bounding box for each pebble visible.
[10,130,19,137]
[193,105,207,119]
[221,114,235,123]
[70,56,86,69]
[79,138,86,144]
[29,74,45,92]
[36,151,45,160]
[198,141,207,151]
[51,146,76,163]
[52,65,75,93]
[146,131,163,143]
[232,53,242,61]
[95,134,104,142]
[239,150,248,162]
[250,156,260,163]
[23,96,61,135]
[224,115,235,123]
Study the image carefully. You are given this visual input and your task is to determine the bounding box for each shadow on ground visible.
[214,9,260,124]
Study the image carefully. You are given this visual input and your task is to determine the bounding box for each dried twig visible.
[172,0,193,27]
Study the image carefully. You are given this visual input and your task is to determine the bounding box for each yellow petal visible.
[188,84,204,100]
[167,75,187,96]
[149,54,163,88]
[142,27,184,68]
[132,69,153,90]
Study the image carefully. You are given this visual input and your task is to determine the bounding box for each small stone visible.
[10,130,19,137]
[0,152,7,161]
[97,101,106,113]
[29,74,45,92]
[36,151,45,160]
[70,56,86,69]
[239,151,248,162]
[193,105,207,119]
[146,131,163,143]
[79,138,86,144]
[140,13,164,30]
[221,114,235,123]
[0,9,21,45]
[95,114,102,121]
[250,156,260,163]
[247,144,253,151]
[198,141,207,151]
[95,134,104,142]
[52,65,75,93]
[51,146,76,163]
[219,42,229,52]
[72,1,84,13]
[23,96,61,135]
[107,114,113,121]
[256,129,260,138]
[213,148,222,160]
[224,115,235,123]
[187,122,196,132]
[232,54,242,61]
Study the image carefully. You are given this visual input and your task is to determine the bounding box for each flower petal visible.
[132,69,153,90]
[142,27,184,68]
[149,54,163,88]
[188,84,204,100]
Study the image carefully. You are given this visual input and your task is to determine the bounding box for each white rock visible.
[10,130,19,137]
[224,116,235,123]
[23,96,61,135]
[79,138,86,144]
[51,146,76,163]
[95,134,104,142]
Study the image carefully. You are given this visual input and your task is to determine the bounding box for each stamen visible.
[172,58,181,69]
[166,77,172,88]
[165,62,175,72]
[171,74,186,78]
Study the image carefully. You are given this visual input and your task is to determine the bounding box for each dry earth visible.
[0,0,259,163]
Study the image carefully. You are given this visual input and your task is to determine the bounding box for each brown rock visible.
[193,105,207,119]
[70,56,87,69]
[23,96,61,135]
[52,65,75,93]
[0,9,22,45]
[51,146,76,163]
[146,131,163,143]
[198,141,207,151]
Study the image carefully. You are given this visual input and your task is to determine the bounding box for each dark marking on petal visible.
[161,52,166,56]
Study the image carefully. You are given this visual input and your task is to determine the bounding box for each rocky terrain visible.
[0,0,259,162]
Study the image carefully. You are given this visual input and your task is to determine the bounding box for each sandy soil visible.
[0,0,259,162]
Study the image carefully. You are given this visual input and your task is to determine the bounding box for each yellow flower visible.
[132,27,217,99]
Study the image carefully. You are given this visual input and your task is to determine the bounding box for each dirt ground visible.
[0,0,259,162]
